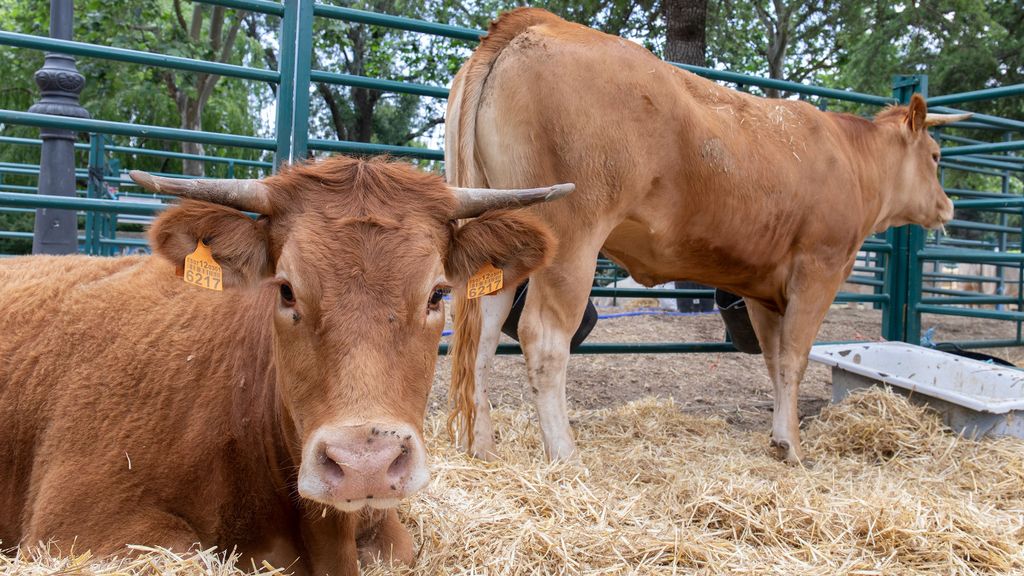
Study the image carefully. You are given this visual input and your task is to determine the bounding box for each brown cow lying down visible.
[445,8,968,465]
[0,156,570,574]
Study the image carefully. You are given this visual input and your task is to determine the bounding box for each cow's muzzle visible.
[298,423,429,512]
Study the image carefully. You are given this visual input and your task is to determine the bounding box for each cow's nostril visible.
[387,445,411,481]
[321,448,345,482]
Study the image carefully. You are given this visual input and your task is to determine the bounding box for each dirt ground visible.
[429,302,1021,435]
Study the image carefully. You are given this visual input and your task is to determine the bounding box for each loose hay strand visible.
[5,389,1023,575]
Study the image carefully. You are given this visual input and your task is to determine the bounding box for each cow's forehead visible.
[276,212,447,301]
[262,157,457,221]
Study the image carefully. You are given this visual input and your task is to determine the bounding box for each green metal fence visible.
[1,1,1022,354]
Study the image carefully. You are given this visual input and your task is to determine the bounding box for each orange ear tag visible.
[466,263,503,299]
[183,239,223,291]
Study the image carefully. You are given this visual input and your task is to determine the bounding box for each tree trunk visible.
[347,25,380,143]
[181,99,206,176]
[662,0,708,66]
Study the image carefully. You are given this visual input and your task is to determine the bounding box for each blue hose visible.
[441,307,716,337]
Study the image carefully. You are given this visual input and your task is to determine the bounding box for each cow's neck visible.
[831,114,897,235]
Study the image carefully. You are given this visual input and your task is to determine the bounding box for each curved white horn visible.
[129,170,273,214]
[924,112,973,128]
[451,183,575,219]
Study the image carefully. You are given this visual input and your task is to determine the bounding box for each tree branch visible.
[402,116,444,144]
[172,0,189,34]
[245,14,278,96]
[198,11,247,109]
[315,82,348,141]
[209,6,226,56]
[189,4,204,44]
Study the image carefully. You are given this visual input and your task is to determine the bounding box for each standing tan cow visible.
[446,8,968,465]
[0,156,569,574]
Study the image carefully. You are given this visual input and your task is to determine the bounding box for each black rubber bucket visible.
[674,280,715,312]
[715,289,762,354]
[933,342,1015,366]
[501,282,598,351]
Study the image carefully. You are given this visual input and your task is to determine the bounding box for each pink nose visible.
[315,424,419,503]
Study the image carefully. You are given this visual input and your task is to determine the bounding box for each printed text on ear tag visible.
[184,239,223,291]
[467,263,503,299]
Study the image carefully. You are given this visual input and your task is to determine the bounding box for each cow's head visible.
[132,157,567,512]
[873,94,970,231]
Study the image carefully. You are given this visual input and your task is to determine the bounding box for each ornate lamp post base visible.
[29,0,90,255]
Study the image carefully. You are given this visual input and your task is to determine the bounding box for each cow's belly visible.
[602,218,789,306]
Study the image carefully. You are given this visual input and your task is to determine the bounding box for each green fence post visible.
[888,73,929,342]
[883,75,928,343]
[85,132,105,255]
[274,0,314,168]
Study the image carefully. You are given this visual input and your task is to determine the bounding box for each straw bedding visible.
[4,388,1023,575]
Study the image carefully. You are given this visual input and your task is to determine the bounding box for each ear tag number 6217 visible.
[184,239,223,291]
[467,263,503,299]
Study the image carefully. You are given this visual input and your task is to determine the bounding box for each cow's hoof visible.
[543,439,578,463]
[769,438,808,466]
[468,440,498,462]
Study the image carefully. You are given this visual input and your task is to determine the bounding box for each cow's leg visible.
[24,506,200,555]
[517,252,598,461]
[461,288,515,460]
[770,279,840,464]
[745,299,788,458]
[356,509,413,567]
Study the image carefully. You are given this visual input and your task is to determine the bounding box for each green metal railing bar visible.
[916,304,1024,322]
[928,84,1024,106]
[0,110,276,150]
[673,63,895,106]
[934,339,1024,349]
[0,135,87,150]
[311,3,483,41]
[942,161,1016,178]
[196,0,285,16]
[924,271,1006,283]
[921,295,1019,305]
[198,0,484,41]
[102,145,273,168]
[0,192,165,215]
[920,248,1024,264]
[309,138,443,160]
[0,31,279,84]
[944,155,1024,172]
[946,220,1020,234]
[937,133,1022,151]
[930,105,1024,131]
[0,136,272,168]
[309,70,449,99]
[947,188,1023,198]
[942,140,1024,158]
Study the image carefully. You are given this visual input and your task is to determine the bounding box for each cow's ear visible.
[150,200,272,289]
[445,210,556,291]
[904,93,928,133]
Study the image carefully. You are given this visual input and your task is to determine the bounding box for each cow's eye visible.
[932,152,940,164]
[280,282,296,307]
[428,285,451,312]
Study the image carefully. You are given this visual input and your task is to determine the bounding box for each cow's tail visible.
[445,8,559,449]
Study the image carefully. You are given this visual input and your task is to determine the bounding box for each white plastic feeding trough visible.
[809,342,1024,439]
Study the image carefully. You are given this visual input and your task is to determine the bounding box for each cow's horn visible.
[128,171,272,214]
[451,183,575,219]
[924,112,973,127]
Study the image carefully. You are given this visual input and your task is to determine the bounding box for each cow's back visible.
[463,10,864,295]
[0,255,289,554]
